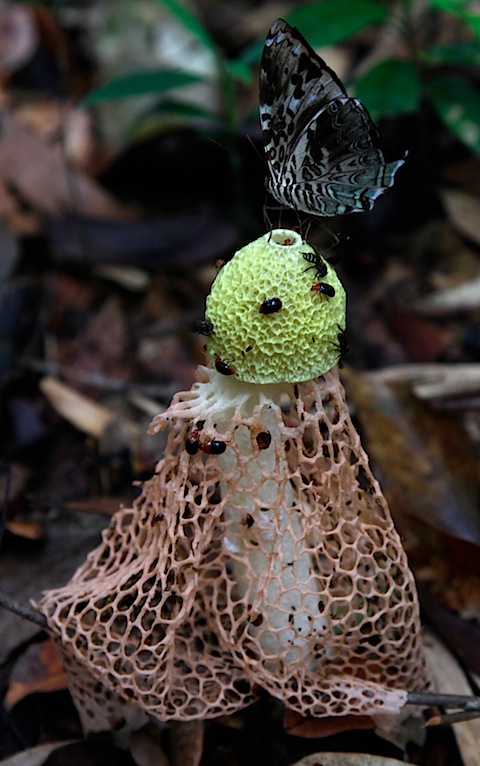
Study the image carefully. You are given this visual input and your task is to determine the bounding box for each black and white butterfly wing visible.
[260,19,405,216]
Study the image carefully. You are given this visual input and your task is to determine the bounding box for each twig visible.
[407,691,480,711]
[0,590,47,628]
[426,710,480,726]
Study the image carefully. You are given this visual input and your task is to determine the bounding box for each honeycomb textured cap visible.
[40,367,431,738]
[206,229,346,383]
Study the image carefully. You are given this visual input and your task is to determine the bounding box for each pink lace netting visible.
[40,367,430,735]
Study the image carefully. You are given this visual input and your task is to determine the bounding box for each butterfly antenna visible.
[294,212,314,240]
[263,198,273,231]
[246,133,267,169]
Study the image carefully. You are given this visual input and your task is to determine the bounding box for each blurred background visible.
[0,1,480,764]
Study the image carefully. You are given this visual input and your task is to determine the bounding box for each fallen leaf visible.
[417,581,480,675]
[415,272,480,315]
[45,210,238,267]
[6,518,45,542]
[0,509,108,663]
[442,189,480,247]
[290,753,413,766]
[343,371,480,547]
[66,297,129,382]
[129,725,170,766]
[0,113,129,218]
[284,708,373,738]
[39,376,116,437]
[95,264,151,291]
[0,741,79,766]
[5,639,66,710]
[363,363,480,400]
[170,721,203,766]
[424,631,480,766]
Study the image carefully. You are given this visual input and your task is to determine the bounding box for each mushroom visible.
[39,229,431,742]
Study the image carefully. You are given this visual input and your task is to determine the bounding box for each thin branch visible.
[407,691,480,711]
[426,710,480,726]
[0,590,47,628]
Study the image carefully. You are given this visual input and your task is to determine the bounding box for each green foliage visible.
[429,0,480,39]
[355,60,421,116]
[426,42,480,66]
[427,74,480,156]
[286,0,388,47]
[80,0,480,159]
[83,70,205,105]
[153,0,216,52]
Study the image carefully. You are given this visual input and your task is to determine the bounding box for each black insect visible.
[185,429,200,455]
[311,282,335,298]
[259,297,282,315]
[200,439,226,455]
[332,326,349,367]
[215,357,235,376]
[302,251,327,279]
[256,431,272,450]
[192,318,214,336]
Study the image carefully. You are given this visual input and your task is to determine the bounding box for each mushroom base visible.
[39,366,431,738]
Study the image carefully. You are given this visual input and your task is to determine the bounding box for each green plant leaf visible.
[427,73,480,155]
[355,59,421,117]
[429,0,480,38]
[426,41,480,66]
[155,0,216,52]
[83,70,205,105]
[238,38,264,67]
[127,100,220,143]
[224,58,253,86]
[286,0,388,47]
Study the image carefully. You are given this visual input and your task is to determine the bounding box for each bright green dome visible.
[205,229,346,384]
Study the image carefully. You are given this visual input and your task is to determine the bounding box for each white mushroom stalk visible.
[39,230,431,741]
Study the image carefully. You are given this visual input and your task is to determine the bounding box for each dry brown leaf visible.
[362,363,480,400]
[415,272,480,315]
[442,189,480,246]
[5,639,67,710]
[424,631,480,766]
[0,463,30,505]
[343,370,480,546]
[68,296,129,377]
[284,708,373,738]
[95,264,151,291]
[129,726,170,766]
[6,519,45,541]
[0,741,80,766]
[0,113,129,218]
[40,376,116,437]
[65,496,128,516]
[169,721,203,766]
[290,754,412,766]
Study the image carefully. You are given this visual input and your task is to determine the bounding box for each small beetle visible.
[311,282,335,298]
[256,431,272,450]
[259,297,282,315]
[200,439,226,455]
[215,357,235,376]
[185,429,200,455]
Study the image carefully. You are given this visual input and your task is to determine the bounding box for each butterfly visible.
[259,19,406,217]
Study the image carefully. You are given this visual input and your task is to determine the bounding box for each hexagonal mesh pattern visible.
[40,367,430,731]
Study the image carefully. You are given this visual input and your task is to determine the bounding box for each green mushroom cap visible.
[205,229,346,384]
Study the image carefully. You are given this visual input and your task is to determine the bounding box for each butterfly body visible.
[260,19,405,217]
